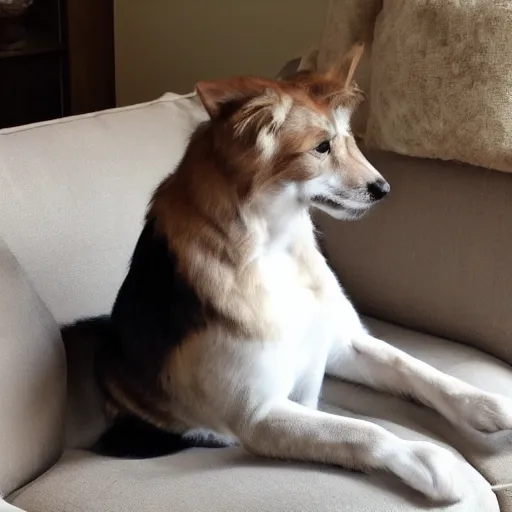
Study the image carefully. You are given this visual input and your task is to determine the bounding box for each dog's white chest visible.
[259,250,335,349]
[253,249,337,402]
[259,252,323,328]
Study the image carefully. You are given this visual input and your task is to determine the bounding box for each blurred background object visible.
[0,0,324,128]
[0,0,115,129]
[0,0,35,50]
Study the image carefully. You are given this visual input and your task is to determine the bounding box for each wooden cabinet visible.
[0,0,115,129]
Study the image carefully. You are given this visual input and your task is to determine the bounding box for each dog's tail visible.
[91,414,194,458]
[61,316,194,459]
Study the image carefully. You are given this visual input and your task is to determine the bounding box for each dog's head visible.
[195,44,389,220]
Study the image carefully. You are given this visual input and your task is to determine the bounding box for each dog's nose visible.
[367,179,390,201]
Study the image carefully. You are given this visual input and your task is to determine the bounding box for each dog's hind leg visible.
[234,399,463,502]
[326,332,512,435]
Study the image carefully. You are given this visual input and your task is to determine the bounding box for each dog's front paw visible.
[387,441,464,503]
[451,391,512,434]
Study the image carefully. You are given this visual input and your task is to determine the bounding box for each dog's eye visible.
[315,141,331,154]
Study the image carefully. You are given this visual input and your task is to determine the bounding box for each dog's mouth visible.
[310,194,371,220]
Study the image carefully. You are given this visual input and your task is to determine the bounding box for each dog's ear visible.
[195,77,277,119]
[322,43,365,86]
[285,44,365,109]
[317,43,365,110]
[232,88,283,138]
[297,46,319,73]
[338,43,365,90]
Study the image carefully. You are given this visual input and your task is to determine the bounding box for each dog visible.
[66,45,512,503]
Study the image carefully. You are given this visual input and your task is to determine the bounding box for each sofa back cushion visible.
[316,150,512,365]
[0,93,207,325]
[0,240,65,495]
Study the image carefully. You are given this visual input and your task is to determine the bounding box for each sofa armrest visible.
[0,240,66,496]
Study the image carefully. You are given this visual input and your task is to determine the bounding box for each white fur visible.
[255,95,291,161]
[272,94,292,127]
[175,181,512,503]
[256,129,276,161]
[334,106,352,135]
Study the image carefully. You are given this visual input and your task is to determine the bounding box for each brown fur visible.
[99,47,371,434]
[148,71,360,339]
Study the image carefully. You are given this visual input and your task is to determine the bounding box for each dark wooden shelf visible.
[0,31,66,59]
[0,0,115,129]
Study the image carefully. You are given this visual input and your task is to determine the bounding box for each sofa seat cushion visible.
[11,317,512,511]
[11,319,511,511]
[496,487,512,512]
[9,441,496,512]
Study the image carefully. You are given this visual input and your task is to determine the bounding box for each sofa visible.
[1,85,512,511]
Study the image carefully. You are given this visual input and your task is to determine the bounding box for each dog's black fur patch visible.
[109,217,207,384]
[63,217,213,459]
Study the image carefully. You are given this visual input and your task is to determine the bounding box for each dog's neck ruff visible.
[243,183,312,262]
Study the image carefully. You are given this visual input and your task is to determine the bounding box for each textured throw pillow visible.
[316,0,382,137]
[367,0,512,172]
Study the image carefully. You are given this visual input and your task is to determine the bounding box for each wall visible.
[114,0,328,106]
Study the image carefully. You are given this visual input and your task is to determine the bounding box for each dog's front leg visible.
[234,399,462,502]
[326,332,512,434]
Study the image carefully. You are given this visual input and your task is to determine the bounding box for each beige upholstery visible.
[1,90,511,510]
[9,446,497,512]
[367,0,512,173]
[8,319,511,511]
[497,488,512,511]
[0,240,65,496]
[0,93,207,325]
[316,150,512,366]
